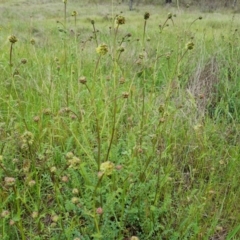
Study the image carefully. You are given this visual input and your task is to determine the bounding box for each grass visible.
[0,1,240,239]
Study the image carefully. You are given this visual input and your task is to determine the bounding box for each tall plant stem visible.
[9,43,13,67]
[85,83,102,170]
[143,20,147,47]
[105,94,117,162]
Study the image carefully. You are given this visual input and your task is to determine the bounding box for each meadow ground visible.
[0,0,240,239]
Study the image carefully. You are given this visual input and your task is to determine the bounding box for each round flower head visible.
[96,44,108,55]
[30,38,35,45]
[63,0,67,3]
[8,35,18,44]
[4,177,16,186]
[168,13,172,19]
[130,237,139,240]
[71,11,78,17]
[116,15,125,25]
[186,41,194,50]
[100,161,115,176]
[144,12,150,20]
[21,58,27,64]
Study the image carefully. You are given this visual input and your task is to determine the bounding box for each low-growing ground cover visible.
[0,1,240,239]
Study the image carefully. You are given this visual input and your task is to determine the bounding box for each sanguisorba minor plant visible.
[1,1,240,240]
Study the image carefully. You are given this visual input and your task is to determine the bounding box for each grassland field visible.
[0,0,240,239]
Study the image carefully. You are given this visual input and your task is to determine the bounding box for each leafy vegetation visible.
[0,1,240,239]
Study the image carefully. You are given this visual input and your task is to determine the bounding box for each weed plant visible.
[0,1,240,240]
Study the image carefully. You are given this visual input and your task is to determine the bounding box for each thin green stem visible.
[105,95,117,162]
[9,43,13,67]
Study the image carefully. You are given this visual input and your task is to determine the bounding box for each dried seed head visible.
[166,53,171,59]
[116,15,125,25]
[9,219,15,225]
[115,165,122,170]
[21,131,34,147]
[186,41,194,50]
[28,180,36,187]
[61,175,69,182]
[66,152,74,159]
[117,46,125,52]
[91,19,95,25]
[8,35,18,44]
[79,76,87,84]
[122,92,129,99]
[4,177,16,186]
[21,58,27,64]
[119,77,125,84]
[168,12,172,19]
[144,12,150,20]
[199,16,202,20]
[43,108,51,115]
[30,38,35,45]
[1,210,10,218]
[96,44,108,55]
[71,11,77,16]
[68,156,81,169]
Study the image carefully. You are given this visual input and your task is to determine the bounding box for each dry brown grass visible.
[187,57,220,117]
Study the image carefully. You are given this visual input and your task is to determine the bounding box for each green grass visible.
[1,1,240,239]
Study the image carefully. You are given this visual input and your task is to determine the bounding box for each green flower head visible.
[100,161,115,176]
[96,44,108,55]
